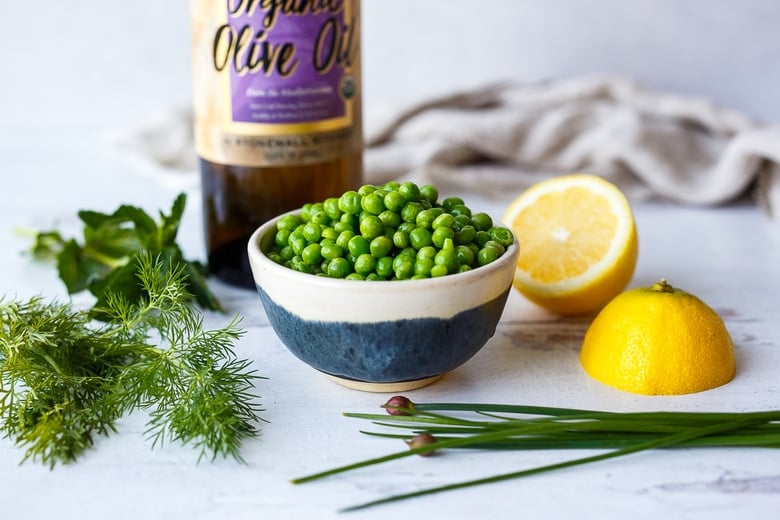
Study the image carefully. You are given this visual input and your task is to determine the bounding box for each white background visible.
[1,3,780,519]
[1,0,779,137]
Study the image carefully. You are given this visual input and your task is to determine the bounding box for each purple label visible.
[213,1,357,125]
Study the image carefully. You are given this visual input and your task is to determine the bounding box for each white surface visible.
[2,1,780,518]
[2,134,780,518]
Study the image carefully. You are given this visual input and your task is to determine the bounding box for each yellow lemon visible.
[502,174,638,315]
[579,279,736,395]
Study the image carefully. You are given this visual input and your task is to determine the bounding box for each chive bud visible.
[383,395,415,415]
[405,433,438,456]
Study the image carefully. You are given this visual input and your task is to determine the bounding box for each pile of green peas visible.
[266,181,514,280]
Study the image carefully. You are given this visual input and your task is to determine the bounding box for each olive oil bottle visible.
[190,0,363,288]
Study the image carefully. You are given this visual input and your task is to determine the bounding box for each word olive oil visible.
[191,0,363,288]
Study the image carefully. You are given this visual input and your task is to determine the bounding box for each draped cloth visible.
[110,75,780,221]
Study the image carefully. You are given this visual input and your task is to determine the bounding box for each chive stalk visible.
[291,398,780,512]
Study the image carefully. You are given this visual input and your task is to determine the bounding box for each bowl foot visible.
[326,374,443,393]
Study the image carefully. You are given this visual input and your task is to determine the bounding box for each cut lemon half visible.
[502,174,638,315]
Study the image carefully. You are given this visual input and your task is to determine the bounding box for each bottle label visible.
[191,0,362,167]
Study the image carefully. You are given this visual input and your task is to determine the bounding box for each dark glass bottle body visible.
[200,152,363,288]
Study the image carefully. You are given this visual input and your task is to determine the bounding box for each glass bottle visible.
[190,0,363,288]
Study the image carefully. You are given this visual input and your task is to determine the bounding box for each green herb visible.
[0,254,264,467]
[292,397,780,512]
[27,193,222,317]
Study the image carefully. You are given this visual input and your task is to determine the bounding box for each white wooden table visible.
[2,132,779,519]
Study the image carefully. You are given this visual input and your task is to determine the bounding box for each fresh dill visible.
[0,254,264,467]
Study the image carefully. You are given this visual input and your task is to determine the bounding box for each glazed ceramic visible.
[247,210,519,392]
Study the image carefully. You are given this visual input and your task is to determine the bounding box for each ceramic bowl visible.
[247,210,519,392]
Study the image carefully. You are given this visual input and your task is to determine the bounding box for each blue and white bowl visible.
[247,211,519,392]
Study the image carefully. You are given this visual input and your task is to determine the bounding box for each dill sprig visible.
[0,254,264,467]
[292,397,780,512]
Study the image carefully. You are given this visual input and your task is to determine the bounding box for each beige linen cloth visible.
[111,75,780,220]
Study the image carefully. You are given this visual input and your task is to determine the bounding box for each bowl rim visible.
[247,209,519,290]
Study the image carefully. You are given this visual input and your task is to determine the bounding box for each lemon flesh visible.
[503,174,638,315]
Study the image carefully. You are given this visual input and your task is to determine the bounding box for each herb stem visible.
[292,399,780,513]
[339,416,765,512]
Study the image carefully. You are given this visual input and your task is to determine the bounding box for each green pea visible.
[338,191,362,215]
[359,215,384,239]
[434,248,458,274]
[450,204,472,218]
[361,192,385,215]
[366,273,384,281]
[340,212,359,229]
[345,272,364,280]
[477,246,500,266]
[398,247,417,260]
[455,245,475,266]
[277,214,303,231]
[274,228,291,248]
[453,214,472,230]
[398,181,421,202]
[442,196,465,212]
[471,212,493,231]
[375,256,394,278]
[279,245,294,261]
[432,213,455,229]
[401,201,424,223]
[383,190,406,212]
[393,229,410,249]
[321,226,339,241]
[378,209,401,229]
[409,227,433,249]
[267,252,283,264]
[432,226,455,249]
[483,240,506,256]
[302,222,322,242]
[347,235,370,257]
[416,246,437,261]
[333,221,351,233]
[323,197,342,220]
[301,203,314,221]
[458,264,472,273]
[358,184,377,196]
[370,236,393,258]
[414,258,434,277]
[354,253,377,275]
[327,257,352,278]
[392,254,408,272]
[310,210,330,225]
[454,225,476,245]
[397,221,416,234]
[489,226,514,247]
[475,230,492,247]
[430,264,448,277]
[320,242,344,261]
[291,256,312,273]
[336,230,355,249]
[416,209,438,229]
[289,234,307,256]
[394,259,414,280]
[420,184,439,204]
[301,243,322,265]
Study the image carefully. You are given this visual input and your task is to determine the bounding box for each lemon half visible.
[502,174,638,315]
